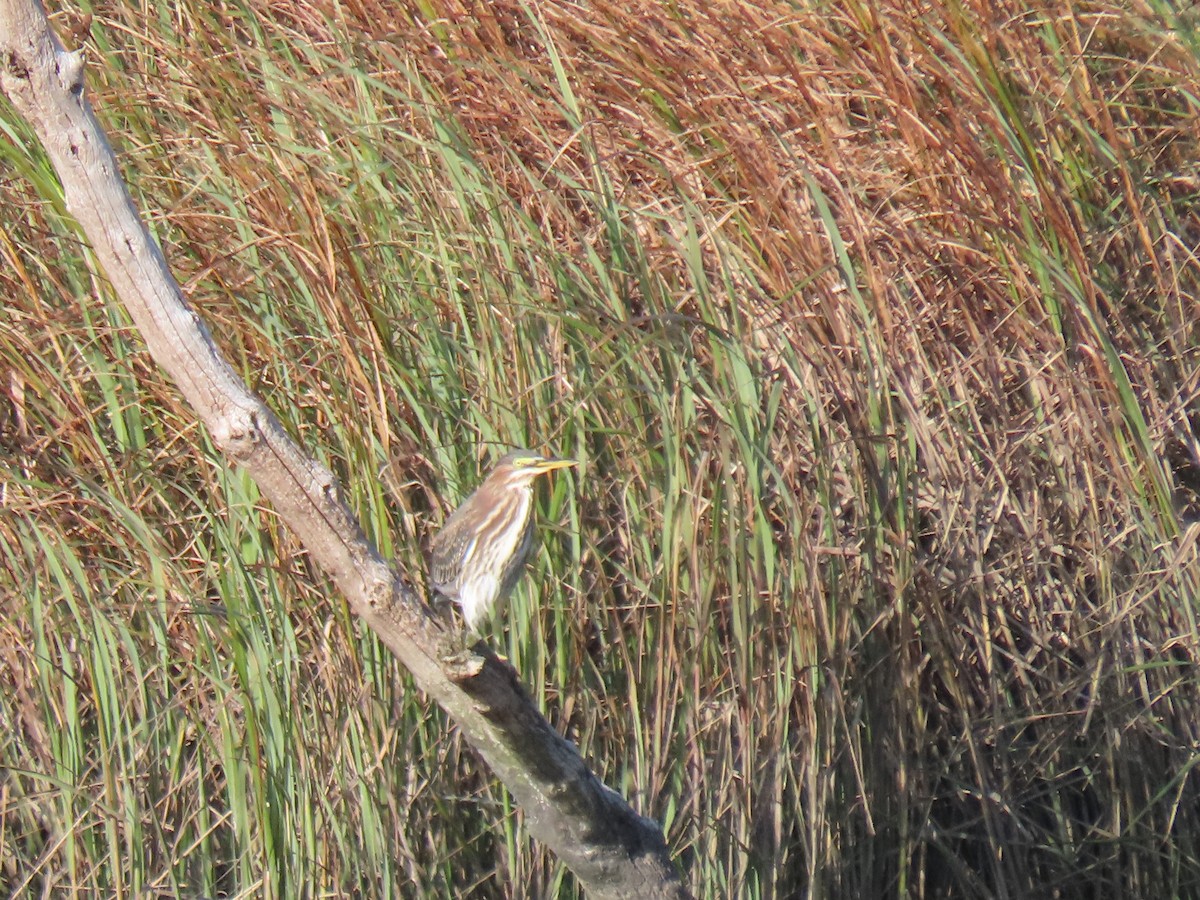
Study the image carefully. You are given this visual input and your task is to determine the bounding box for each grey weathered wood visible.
[0,3,690,896]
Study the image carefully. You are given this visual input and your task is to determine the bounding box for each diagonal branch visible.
[0,2,689,895]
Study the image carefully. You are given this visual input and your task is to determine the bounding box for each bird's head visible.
[487,449,577,489]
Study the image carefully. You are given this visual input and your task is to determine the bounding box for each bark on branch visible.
[0,2,689,896]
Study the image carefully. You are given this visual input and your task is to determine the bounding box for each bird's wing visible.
[429,492,480,595]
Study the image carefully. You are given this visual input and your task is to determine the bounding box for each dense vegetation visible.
[3,0,1200,896]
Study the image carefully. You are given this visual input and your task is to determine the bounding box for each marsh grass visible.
[3,0,1200,896]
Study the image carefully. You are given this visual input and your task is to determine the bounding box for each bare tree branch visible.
[0,2,689,895]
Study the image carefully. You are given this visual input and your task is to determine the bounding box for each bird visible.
[429,449,576,638]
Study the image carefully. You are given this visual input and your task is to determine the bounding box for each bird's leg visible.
[429,588,456,624]
[442,646,486,681]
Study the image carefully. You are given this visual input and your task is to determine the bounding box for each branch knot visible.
[56,49,83,95]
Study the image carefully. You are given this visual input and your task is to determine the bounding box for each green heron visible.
[430,449,576,637]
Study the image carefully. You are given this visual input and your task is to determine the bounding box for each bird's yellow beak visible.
[535,457,577,473]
